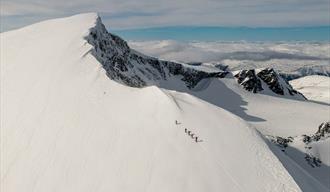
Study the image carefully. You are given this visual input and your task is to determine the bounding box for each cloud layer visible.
[128,40,330,72]
[1,0,330,31]
[128,40,330,62]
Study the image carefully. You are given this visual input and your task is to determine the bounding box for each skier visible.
[175,120,181,125]
[195,137,203,143]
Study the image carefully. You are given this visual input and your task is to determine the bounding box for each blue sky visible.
[1,0,329,41]
[1,0,330,30]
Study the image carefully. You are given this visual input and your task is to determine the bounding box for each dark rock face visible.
[86,17,227,89]
[303,122,330,144]
[87,18,146,87]
[269,136,293,149]
[257,68,284,95]
[234,70,263,93]
[234,68,305,99]
[317,122,330,137]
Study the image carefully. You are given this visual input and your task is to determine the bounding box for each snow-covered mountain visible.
[86,17,305,100]
[1,13,329,192]
[290,75,330,104]
[233,68,306,100]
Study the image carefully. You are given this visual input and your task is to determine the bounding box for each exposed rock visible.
[303,122,330,144]
[257,68,285,95]
[86,17,227,89]
[234,68,306,99]
[269,136,293,149]
[268,122,329,168]
[234,70,263,93]
[305,154,322,168]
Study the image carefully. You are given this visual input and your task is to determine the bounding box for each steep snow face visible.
[187,77,330,190]
[268,122,330,189]
[290,75,330,104]
[1,13,329,192]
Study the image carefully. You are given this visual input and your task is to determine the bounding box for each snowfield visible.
[1,13,329,192]
[290,75,330,104]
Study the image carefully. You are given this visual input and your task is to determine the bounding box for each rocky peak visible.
[234,68,306,99]
[86,17,227,89]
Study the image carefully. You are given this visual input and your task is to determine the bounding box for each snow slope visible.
[290,75,330,104]
[1,13,329,192]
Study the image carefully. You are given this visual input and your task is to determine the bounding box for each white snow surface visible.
[1,13,330,192]
[290,75,330,104]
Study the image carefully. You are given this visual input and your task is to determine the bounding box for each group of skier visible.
[175,120,203,143]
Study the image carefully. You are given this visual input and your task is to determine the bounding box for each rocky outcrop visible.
[303,122,330,144]
[86,17,227,89]
[269,136,293,150]
[268,122,330,168]
[257,68,285,95]
[234,70,263,93]
[234,68,306,99]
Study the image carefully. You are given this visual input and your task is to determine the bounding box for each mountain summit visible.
[85,14,305,100]
[1,13,329,192]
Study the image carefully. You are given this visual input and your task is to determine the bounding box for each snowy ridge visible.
[86,17,227,88]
